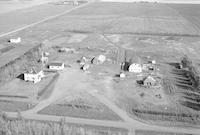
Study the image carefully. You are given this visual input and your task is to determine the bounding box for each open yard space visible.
[0,99,36,112]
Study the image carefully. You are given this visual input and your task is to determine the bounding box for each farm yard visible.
[0,1,200,135]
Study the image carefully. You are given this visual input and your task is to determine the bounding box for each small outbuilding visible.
[143,76,156,87]
[49,62,64,70]
[43,52,50,57]
[119,72,126,78]
[58,47,75,53]
[82,64,90,71]
[80,56,87,66]
[91,55,106,64]
[24,68,44,83]
[10,37,21,43]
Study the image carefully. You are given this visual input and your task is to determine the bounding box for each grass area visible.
[0,95,28,98]
[0,72,54,100]
[0,100,35,112]
[0,45,14,54]
[0,114,128,135]
[38,93,122,121]
[37,73,59,100]
[132,108,200,125]
[135,130,192,135]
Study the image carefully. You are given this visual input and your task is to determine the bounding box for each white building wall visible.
[24,72,42,83]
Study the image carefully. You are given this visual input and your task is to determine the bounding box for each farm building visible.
[91,55,106,64]
[49,62,64,70]
[24,68,44,83]
[143,76,156,87]
[128,63,142,73]
[121,62,130,71]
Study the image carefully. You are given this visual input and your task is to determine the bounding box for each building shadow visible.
[16,73,24,80]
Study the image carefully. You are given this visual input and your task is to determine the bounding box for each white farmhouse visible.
[49,62,64,70]
[24,69,44,83]
[128,63,142,73]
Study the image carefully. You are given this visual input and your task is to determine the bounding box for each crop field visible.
[168,4,200,30]
[68,2,181,17]
[11,2,200,45]
[28,2,200,36]
[31,15,199,37]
